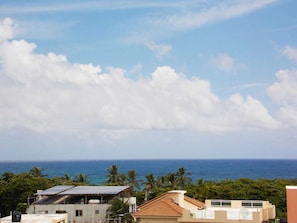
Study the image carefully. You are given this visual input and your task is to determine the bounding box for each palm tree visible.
[107,198,132,223]
[142,173,156,201]
[127,170,140,191]
[30,166,47,177]
[64,173,71,181]
[157,175,167,188]
[74,173,89,184]
[119,173,127,186]
[175,167,192,189]
[105,165,121,185]
[166,172,177,189]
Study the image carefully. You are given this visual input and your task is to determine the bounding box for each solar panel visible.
[59,186,130,195]
[35,185,74,195]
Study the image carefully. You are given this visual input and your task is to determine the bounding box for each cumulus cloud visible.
[0,18,281,134]
[267,69,297,105]
[282,45,297,62]
[0,18,14,42]
[267,69,297,127]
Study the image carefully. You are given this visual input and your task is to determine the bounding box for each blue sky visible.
[0,0,297,160]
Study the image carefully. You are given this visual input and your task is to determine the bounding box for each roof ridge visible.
[133,197,183,217]
[137,192,171,209]
[162,198,183,215]
[184,195,205,209]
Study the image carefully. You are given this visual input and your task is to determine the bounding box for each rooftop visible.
[0,214,67,223]
[36,185,131,196]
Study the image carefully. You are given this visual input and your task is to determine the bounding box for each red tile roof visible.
[133,198,183,217]
[184,195,205,209]
[133,191,204,218]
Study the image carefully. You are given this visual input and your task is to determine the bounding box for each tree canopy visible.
[0,164,296,220]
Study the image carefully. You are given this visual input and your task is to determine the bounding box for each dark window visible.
[95,210,100,214]
[211,201,221,206]
[76,210,83,216]
[242,202,252,207]
[222,201,231,206]
[253,202,263,207]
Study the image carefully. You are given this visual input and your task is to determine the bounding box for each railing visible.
[190,210,215,219]
[191,208,260,220]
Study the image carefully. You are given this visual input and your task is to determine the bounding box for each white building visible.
[0,213,67,223]
[26,185,136,223]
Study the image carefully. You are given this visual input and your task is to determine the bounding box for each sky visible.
[0,0,297,161]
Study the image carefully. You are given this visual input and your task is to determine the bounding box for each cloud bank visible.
[1,18,295,135]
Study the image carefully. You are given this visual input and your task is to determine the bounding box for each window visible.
[211,201,221,206]
[253,202,263,207]
[76,210,83,216]
[211,200,231,207]
[242,202,252,207]
[95,210,100,214]
[242,201,263,207]
[222,201,231,206]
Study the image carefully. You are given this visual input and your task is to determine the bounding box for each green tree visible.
[64,173,71,181]
[127,170,140,191]
[166,172,177,189]
[175,167,192,189]
[30,166,47,178]
[0,172,54,215]
[107,197,132,223]
[74,173,89,184]
[105,165,121,185]
[142,173,156,201]
[119,173,127,186]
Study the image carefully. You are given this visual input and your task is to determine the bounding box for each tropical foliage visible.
[107,198,132,223]
[0,164,296,220]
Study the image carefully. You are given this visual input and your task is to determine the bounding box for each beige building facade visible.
[133,190,275,223]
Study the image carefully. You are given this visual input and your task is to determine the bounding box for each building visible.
[26,185,136,223]
[286,185,297,223]
[0,213,67,223]
[132,190,275,223]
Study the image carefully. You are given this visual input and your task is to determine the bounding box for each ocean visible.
[0,159,296,185]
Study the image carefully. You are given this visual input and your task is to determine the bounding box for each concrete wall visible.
[27,203,110,223]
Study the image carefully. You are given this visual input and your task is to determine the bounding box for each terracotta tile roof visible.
[184,195,205,209]
[133,191,205,218]
[133,198,183,217]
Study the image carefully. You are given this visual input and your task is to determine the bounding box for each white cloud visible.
[282,45,297,62]
[130,64,143,74]
[153,0,278,31]
[145,41,172,58]
[0,18,14,42]
[211,53,247,73]
[0,1,203,14]
[211,54,236,73]
[0,18,281,135]
[228,94,281,129]
[267,69,297,105]
[267,69,297,127]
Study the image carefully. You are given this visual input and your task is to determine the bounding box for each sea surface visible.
[0,159,296,185]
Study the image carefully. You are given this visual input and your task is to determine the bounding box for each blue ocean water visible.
[0,159,296,185]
